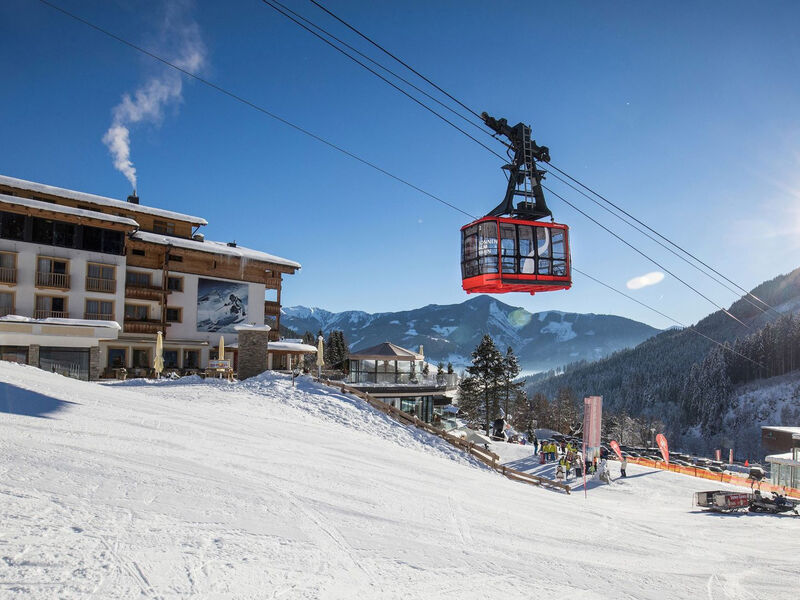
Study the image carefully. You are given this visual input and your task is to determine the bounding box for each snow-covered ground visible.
[1,362,798,599]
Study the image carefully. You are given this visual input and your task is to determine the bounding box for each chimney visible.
[227,240,237,247]
[193,233,205,242]
[127,190,139,204]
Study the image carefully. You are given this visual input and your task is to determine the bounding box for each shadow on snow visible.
[0,381,78,418]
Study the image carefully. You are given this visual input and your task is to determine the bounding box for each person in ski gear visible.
[620,456,628,478]
[556,463,565,482]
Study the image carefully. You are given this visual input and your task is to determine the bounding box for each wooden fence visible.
[627,456,800,499]
[317,378,571,494]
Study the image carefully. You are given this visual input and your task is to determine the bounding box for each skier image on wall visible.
[197,278,249,332]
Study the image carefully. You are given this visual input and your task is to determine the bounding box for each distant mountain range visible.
[281,296,661,373]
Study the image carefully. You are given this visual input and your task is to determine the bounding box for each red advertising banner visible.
[583,396,603,449]
[715,449,721,461]
[609,440,624,461]
[655,433,669,466]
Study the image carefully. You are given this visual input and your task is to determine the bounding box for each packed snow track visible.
[0,362,797,599]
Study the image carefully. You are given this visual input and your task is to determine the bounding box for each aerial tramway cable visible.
[293,0,776,317]
[36,0,763,369]
[259,0,507,161]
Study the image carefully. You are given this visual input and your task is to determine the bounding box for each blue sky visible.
[2,0,800,329]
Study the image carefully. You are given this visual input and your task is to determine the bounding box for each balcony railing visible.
[123,320,163,334]
[346,372,459,388]
[36,271,70,289]
[84,312,116,321]
[264,300,281,316]
[125,284,167,301]
[0,306,13,317]
[34,309,69,319]
[0,267,16,284]
[86,277,116,293]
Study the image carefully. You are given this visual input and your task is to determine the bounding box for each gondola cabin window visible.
[460,217,570,295]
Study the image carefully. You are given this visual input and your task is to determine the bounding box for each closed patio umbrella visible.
[316,335,324,379]
[218,335,225,361]
[153,330,164,378]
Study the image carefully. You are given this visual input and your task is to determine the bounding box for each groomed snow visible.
[1,362,798,599]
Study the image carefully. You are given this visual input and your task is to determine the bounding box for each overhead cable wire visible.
[259,0,507,161]
[541,183,749,329]
[573,267,765,369]
[37,0,476,220]
[546,160,778,315]
[543,168,771,316]
[306,0,486,123]
[297,0,776,318]
[266,0,495,139]
[38,0,757,363]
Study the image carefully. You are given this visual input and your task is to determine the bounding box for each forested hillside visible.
[527,267,800,456]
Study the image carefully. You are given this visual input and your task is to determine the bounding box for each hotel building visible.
[0,174,299,379]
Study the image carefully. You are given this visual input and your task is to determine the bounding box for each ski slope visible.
[0,362,797,599]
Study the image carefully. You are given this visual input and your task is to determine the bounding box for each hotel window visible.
[82,226,124,255]
[131,249,146,257]
[126,271,151,288]
[167,254,183,263]
[108,348,127,368]
[165,307,182,323]
[167,276,183,292]
[0,211,25,241]
[0,252,15,284]
[35,295,67,318]
[183,350,199,368]
[86,263,116,293]
[0,291,14,317]
[163,349,179,368]
[132,348,149,368]
[85,299,113,320]
[153,220,175,235]
[124,304,148,321]
[36,257,69,288]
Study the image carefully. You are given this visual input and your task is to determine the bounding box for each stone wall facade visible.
[27,344,40,368]
[237,330,269,380]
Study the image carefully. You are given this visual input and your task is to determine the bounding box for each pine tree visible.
[457,375,483,426]
[501,346,522,418]
[447,362,454,374]
[467,334,505,435]
[436,362,445,384]
[422,362,430,378]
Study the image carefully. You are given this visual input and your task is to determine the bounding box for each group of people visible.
[529,435,629,483]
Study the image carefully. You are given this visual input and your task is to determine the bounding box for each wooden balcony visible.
[123,320,164,335]
[84,312,116,321]
[125,285,168,301]
[0,267,16,285]
[265,276,281,289]
[36,271,70,290]
[268,330,280,341]
[86,277,116,293]
[34,309,69,319]
[264,300,281,317]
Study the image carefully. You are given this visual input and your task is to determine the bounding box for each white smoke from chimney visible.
[103,2,205,190]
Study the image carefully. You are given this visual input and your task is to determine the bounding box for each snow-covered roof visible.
[131,231,301,269]
[233,324,271,332]
[765,451,800,466]
[268,341,317,353]
[761,426,800,434]
[0,193,139,227]
[0,174,207,226]
[349,342,423,361]
[0,315,121,329]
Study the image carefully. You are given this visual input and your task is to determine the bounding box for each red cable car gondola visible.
[461,113,571,296]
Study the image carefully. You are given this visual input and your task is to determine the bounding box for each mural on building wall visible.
[196,278,249,332]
